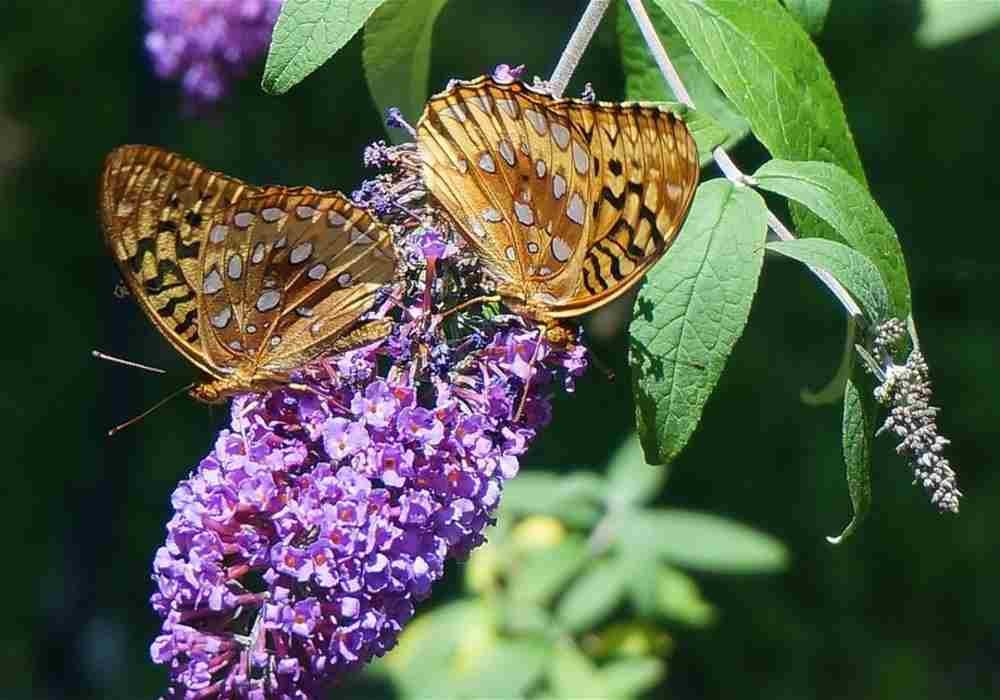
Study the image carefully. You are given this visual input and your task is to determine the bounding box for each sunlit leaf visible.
[767,238,891,323]
[549,638,607,698]
[502,470,605,527]
[623,509,788,573]
[650,0,867,245]
[618,0,749,165]
[507,536,589,607]
[606,433,667,508]
[631,180,769,464]
[263,0,389,94]
[783,0,831,34]
[601,657,666,698]
[363,0,448,143]
[917,0,1000,47]
[654,564,716,627]
[556,556,630,632]
[754,159,911,317]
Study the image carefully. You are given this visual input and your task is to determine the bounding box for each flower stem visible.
[624,0,863,321]
[549,0,613,98]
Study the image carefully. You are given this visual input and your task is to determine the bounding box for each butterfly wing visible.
[417,77,699,318]
[198,189,396,373]
[101,145,397,383]
[100,145,250,377]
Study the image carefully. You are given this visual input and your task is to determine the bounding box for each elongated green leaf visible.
[454,637,551,699]
[828,366,875,544]
[549,639,607,698]
[618,0,749,165]
[784,0,831,34]
[654,564,716,626]
[767,239,890,323]
[631,179,768,464]
[502,471,605,527]
[601,657,666,698]
[917,0,1000,47]
[606,433,667,509]
[650,0,866,245]
[651,0,863,178]
[754,159,911,316]
[507,536,589,606]
[382,600,485,696]
[556,556,630,632]
[363,0,448,143]
[623,509,788,573]
[263,0,389,94]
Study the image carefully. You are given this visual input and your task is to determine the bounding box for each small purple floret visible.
[144,0,283,105]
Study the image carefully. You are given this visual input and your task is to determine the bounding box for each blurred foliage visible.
[917,0,1000,47]
[351,434,784,699]
[3,0,1000,698]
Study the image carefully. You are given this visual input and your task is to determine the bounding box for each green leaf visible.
[502,471,605,527]
[783,0,831,34]
[651,0,864,179]
[549,639,607,698]
[556,556,630,633]
[630,179,768,464]
[754,159,911,317]
[917,0,1000,47]
[507,536,589,607]
[601,657,666,698]
[618,0,749,165]
[623,509,788,573]
[654,564,716,627]
[767,239,891,323]
[453,637,551,699]
[262,0,389,95]
[362,0,448,143]
[382,600,485,697]
[650,0,867,245]
[828,365,876,544]
[606,433,667,509]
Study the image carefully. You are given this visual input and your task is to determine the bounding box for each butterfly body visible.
[417,76,700,329]
[100,145,397,402]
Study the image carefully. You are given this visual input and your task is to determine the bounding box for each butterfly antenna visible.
[107,382,195,437]
[92,350,166,374]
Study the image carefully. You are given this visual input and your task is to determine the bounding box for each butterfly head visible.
[188,369,286,404]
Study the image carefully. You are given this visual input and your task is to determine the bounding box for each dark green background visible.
[3,1,997,697]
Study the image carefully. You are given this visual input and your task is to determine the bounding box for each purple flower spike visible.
[145,0,284,106]
[150,318,586,696]
[149,130,590,697]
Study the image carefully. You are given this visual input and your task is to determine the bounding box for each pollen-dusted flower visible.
[144,0,283,104]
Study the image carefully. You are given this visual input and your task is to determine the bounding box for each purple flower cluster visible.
[151,317,586,695]
[145,0,283,104]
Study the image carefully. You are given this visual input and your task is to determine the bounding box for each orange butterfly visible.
[417,76,700,340]
[100,145,397,405]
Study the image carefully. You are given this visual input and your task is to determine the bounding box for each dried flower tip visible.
[870,321,962,514]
